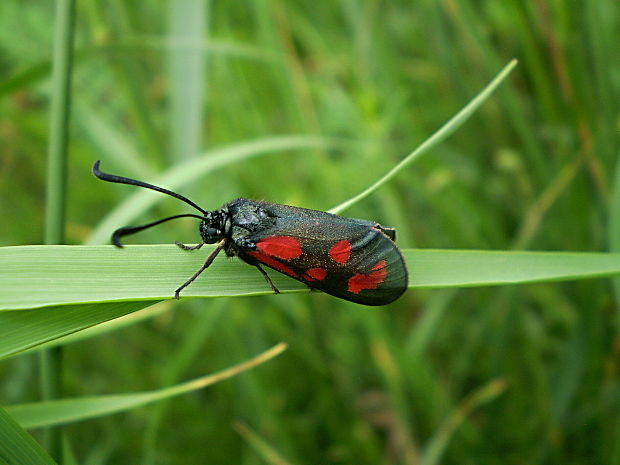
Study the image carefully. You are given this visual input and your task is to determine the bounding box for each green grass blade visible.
[2,245,620,312]
[168,0,206,161]
[86,135,330,245]
[2,245,619,360]
[408,249,620,287]
[33,303,172,353]
[328,59,518,215]
[6,343,287,429]
[0,406,57,465]
[0,302,151,360]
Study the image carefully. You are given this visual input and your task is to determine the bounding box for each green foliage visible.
[1,1,619,464]
[4,245,620,361]
[0,406,56,465]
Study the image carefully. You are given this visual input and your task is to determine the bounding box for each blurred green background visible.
[1,1,619,463]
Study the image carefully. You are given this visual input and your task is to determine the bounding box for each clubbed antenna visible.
[111,214,205,247]
[93,160,208,247]
[92,160,207,214]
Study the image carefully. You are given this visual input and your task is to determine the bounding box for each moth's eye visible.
[200,222,222,243]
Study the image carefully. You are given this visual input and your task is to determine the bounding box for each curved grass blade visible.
[328,59,518,215]
[0,301,151,360]
[86,135,330,245]
[6,343,287,429]
[32,303,173,354]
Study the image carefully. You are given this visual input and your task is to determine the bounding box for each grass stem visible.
[42,0,77,459]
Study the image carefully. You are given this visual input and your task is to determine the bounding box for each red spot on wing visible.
[248,251,298,278]
[257,236,302,260]
[372,261,386,270]
[347,260,388,294]
[302,267,327,282]
[329,240,352,264]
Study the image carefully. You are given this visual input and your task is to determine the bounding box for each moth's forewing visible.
[233,201,408,306]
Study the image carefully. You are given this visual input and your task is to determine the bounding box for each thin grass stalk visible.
[328,59,518,215]
[42,0,77,459]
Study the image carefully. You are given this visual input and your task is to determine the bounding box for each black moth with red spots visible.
[93,161,408,306]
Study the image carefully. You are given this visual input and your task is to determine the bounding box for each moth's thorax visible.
[227,199,273,233]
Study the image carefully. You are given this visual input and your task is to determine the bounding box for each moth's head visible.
[199,211,225,244]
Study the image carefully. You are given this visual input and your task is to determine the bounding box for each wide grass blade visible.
[2,244,620,361]
[0,245,620,358]
[0,406,57,465]
[6,343,287,429]
[409,249,620,287]
[32,303,173,354]
[2,245,620,311]
[0,301,150,360]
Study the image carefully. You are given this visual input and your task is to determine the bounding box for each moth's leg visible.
[230,231,278,294]
[174,239,225,299]
[232,236,256,251]
[254,263,280,294]
[175,241,204,251]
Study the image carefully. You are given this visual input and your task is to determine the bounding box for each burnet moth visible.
[93,161,408,306]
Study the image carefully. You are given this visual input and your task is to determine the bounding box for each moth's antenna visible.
[111,214,205,247]
[92,160,207,214]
